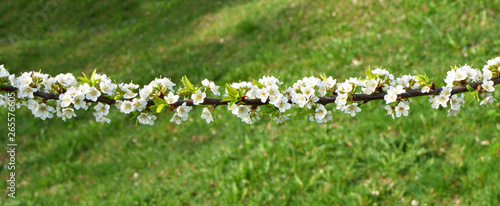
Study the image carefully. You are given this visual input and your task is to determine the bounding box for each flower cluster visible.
[430,64,497,116]
[0,56,499,126]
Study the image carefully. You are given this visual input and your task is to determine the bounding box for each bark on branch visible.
[3,76,500,108]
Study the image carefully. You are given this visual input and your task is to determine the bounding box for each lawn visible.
[1,0,500,205]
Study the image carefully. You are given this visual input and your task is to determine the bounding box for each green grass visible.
[1,0,500,205]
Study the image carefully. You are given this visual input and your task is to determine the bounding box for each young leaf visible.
[252,79,265,89]
[222,96,234,102]
[90,68,97,86]
[226,83,238,97]
[78,77,91,84]
[320,73,327,81]
[181,75,195,91]
[466,85,476,92]
[365,66,374,79]
[156,104,167,113]
[177,88,191,94]
[153,96,165,105]
[113,94,124,100]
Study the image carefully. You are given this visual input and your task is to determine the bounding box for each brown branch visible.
[3,76,500,108]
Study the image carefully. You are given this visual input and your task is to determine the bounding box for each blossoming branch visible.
[0,57,499,125]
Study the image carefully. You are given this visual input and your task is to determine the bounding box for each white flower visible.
[372,68,389,76]
[335,93,348,108]
[27,99,39,111]
[454,68,467,81]
[79,83,91,94]
[482,68,493,80]
[440,87,452,97]
[384,105,394,119]
[326,77,336,88]
[15,73,33,87]
[137,113,156,125]
[433,94,449,108]
[96,116,111,123]
[176,102,192,118]
[100,80,117,96]
[94,103,110,116]
[480,93,497,105]
[132,98,148,112]
[344,103,361,117]
[123,89,137,99]
[293,93,308,108]
[34,103,54,120]
[164,92,179,104]
[256,88,269,103]
[384,92,397,104]
[362,79,378,95]
[447,109,459,117]
[267,85,280,97]
[318,84,327,96]
[59,93,73,107]
[17,85,37,99]
[315,105,327,120]
[301,86,315,98]
[336,82,353,93]
[86,87,101,101]
[139,85,153,99]
[274,96,291,112]
[66,86,79,96]
[303,76,320,87]
[274,113,291,124]
[170,113,186,125]
[246,86,259,99]
[421,86,431,93]
[209,82,220,96]
[0,65,9,78]
[482,80,495,92]
[56,73,77,87]
[201,79,210,87]
[120,100,135,114]
[191,90,206,105]
[61,107,76,121]
[72,93,87,110]
[394,101,410,117]
[384,86,405,104]
[155,77,176,89]
[232,105,250,118]
[449,94,465,111]
[201,108,214,124]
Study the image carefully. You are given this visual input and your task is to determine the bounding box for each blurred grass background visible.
[1,0,500,205]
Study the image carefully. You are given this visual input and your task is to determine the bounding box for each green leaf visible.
[153,96,165,105]
[78,77,91,84]
[221,96,234,102]
[113,94,124,100]
[177,88,191,94]
[415,74,431,84]
[181,75,195,92]
[365,66,374,79]
[252,79,265,89]
[226,83,238,97]
[319,73,327,81]
[90,68,97,86]
[229,100,238,107]
[466,85,476,92]
[239,89,247,97]
[156,104,167,113]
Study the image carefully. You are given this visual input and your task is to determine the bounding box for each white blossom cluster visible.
[431,64,497,116]
[0,56,499,126]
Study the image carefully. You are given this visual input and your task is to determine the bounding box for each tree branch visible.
[3,76,500,107]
